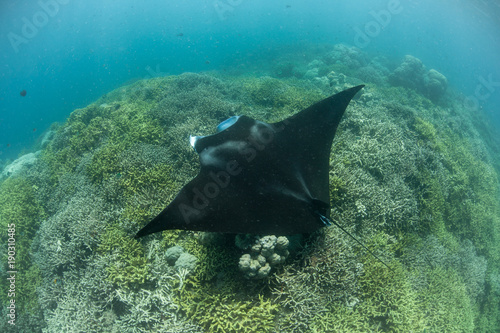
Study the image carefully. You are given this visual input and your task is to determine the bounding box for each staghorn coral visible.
[241,76,324,121]
[456,240,488,301]
[98,227,149,288]
[178,284,278,333]
[160,229,238,284]
[402,236,487,303]
[181,237,237,283]
[109,239,204,333]
[417,267,475,332]
[412,113,500,258]
[329,98,422,235]
[272,227,363,332]
[149,73,237,128]
[40,255,115,333]
[32,184,118,275]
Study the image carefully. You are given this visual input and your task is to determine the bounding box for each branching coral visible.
[41,255,114,333]
[0,177,45,313]
[179,285,278,333]
[272,227,363,332]
[241,76,323,121]
[32,184,118,274]
[402,235,487,306]
[329,100,421,235]
[417,267,475,332]
[98,227,149,288]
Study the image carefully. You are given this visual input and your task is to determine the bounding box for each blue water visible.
[1,0,499,161]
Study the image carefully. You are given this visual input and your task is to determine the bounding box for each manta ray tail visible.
[326,215,394,271]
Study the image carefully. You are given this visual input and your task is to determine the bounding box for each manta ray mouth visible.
[217,115,241,132]
[190,116,242,149]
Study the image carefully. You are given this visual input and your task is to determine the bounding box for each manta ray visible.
[135,85,364,238]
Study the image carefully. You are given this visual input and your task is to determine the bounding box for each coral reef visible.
[402,236,487,303]
[417,267,475,332]
[272,227,363,332]
[3,44,499,331]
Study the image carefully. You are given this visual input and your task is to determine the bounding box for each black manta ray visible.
[135,85,364,239]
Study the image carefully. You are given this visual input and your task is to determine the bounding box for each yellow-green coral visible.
[414,115,500,260]
[178,283,278,333]
[361,261,424,331]
[311,259,424,332]
[107,106,163,145]
[120,164,177,197]
[417,267,475,332]
[0,177,45,312]
[414,117,442,151]
[119,164,178,226]
[87,142,125,182]
[242,76,323,122]
[98,227,148,288]
[329,174,347,204]
[40,81,166,186]
[311,305,374,333]
[161,232,237,282]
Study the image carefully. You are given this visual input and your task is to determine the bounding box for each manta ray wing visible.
[135,85,364,238]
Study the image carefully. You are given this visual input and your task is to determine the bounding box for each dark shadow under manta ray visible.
[135,85,364,238]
